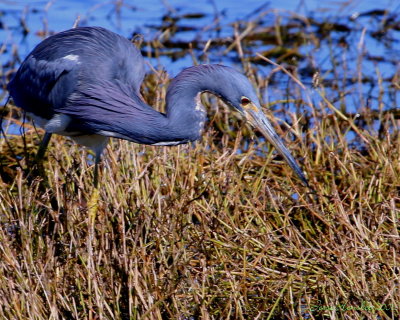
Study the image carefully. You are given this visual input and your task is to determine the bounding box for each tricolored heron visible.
[7,26,308,188]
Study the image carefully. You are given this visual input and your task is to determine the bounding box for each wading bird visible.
[7,26,308,187]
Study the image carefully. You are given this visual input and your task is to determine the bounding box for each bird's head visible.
[209,65,309,187]
[168,64,308,186]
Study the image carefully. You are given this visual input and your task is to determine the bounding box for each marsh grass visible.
[1,3,400,319]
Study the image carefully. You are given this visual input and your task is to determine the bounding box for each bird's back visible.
[7,26,145,120]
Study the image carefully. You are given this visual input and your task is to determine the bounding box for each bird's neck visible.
[124,84,208,146]
[164,92,207,145]
[164,66,231,144]
[68,66,234,146]
[114,65,237,145]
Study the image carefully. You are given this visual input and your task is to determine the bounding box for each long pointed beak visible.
[245,105,309,187]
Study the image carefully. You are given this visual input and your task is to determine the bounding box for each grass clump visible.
[1,2,400,319]
[1,79,399,319]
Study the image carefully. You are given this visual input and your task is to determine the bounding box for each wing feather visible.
[7,55,78,118]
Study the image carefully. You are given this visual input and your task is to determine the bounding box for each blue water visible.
[1,0,399,137]
[1,0,397,73]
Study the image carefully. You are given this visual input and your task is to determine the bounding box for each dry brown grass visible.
[1,3,400,319]
[1,76,399,319]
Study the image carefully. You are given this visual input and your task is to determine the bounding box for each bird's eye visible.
[241,97,251,105]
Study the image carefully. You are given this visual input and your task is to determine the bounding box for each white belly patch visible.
[27,112,71,133]
[26,112,108,155]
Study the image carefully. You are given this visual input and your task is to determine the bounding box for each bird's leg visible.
[93,153,101,189]
[28,132,52,180]
[35,132,52,161]
[88,152,102,222]
[87,152,102,301]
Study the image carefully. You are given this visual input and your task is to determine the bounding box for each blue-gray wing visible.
[7,26,146,120]
[7,54,78,119]
[55,79,168,145]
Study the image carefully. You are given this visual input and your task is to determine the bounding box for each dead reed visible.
[0,2,399,319]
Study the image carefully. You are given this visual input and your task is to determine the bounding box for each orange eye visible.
[241,97,251,105]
